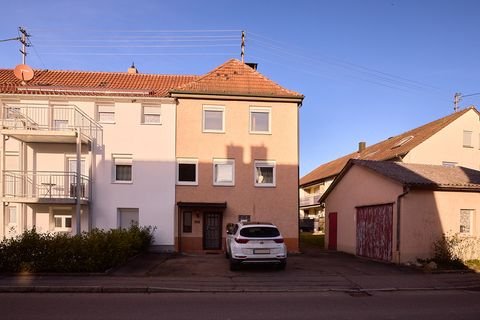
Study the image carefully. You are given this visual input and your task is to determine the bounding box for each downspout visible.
[296,102,301,253]
[396,185,410,263]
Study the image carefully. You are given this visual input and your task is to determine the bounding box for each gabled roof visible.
[320,159,480,203]
[0,69,198,97]
[170,59,304,100]
[0,59,303,101]
[300,107,479,187]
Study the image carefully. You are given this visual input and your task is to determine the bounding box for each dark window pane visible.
[179,163,196,182]
[256,166,273,184]
[183,211,192,233]
[240,227,280,238]
[116,165,132,181]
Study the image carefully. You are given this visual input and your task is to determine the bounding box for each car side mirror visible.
[226,223,235,234]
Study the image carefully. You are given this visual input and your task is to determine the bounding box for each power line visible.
[247,31,445,97]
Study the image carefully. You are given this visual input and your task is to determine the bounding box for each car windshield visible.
[240,227,280,238]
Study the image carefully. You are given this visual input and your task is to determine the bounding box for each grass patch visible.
[300,232,325,249]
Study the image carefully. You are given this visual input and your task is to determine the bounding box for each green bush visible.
[0,226,154,273]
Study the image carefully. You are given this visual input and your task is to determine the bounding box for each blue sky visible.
[1,0,479,176]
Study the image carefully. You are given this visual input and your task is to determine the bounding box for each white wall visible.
[0,97,177,248]
[90,100,177,248]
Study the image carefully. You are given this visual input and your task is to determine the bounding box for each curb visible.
[1,285,480,294]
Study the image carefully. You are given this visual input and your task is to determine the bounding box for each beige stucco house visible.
[320,159,480,264]
[300,106,480,234]
[171,59,304,253]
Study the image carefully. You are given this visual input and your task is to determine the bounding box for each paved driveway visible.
[110,249,480,292]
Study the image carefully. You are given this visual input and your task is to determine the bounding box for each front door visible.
[203,212,222,250]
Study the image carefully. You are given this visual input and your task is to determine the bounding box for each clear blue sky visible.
[1,0,479,176]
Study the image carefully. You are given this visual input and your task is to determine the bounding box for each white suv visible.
[225,222,287,270]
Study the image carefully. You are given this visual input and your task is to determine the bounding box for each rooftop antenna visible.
[454,92,461,112]
[0,26,30,64]
[241,30,245,63]
[454,92,480,112]
[18,27,31,65]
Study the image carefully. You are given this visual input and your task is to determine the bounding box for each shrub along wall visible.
[0,226,154,273]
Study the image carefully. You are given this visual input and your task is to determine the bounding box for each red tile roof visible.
[0,69,198,97]
[171,59,304,99]
[300,106,479,187]
[0,59,304,101]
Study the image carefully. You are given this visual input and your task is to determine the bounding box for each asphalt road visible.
[1,290,479,320]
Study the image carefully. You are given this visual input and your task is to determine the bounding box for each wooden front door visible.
[328,212,337,250]
[203,212,222,250]
[356,204,393,262]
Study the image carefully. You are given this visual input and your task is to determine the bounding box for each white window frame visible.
[54,214,73,232]
[213,159,235,186]
[112,154,133,183]
[177,158,198,186]
[460,209,474,235]
[142,104,161,125]
[249,107,271,134]
[97,104,115,124]
[254,160,276,187]
[463,130,473,148]
[202,105,225,133]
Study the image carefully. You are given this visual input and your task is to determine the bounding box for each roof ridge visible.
[170,58,303,98]
[0,68,199,78]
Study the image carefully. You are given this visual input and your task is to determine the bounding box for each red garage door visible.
[356,204,393,262]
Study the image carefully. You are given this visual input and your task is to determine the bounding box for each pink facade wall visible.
[176,98,299,252]
[325,165,480,263]
[324,165,402,257]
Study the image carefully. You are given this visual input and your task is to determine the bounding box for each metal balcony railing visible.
[1,103,102,144]
[3,171,89,201]
[299,192,323,207]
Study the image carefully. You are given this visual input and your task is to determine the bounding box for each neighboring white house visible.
[0,66,196,251]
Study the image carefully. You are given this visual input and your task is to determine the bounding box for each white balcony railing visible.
[1,103,102,144]
[3,171,89,201]
[299,192,323,207]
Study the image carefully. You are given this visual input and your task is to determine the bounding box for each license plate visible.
[254,249,270,254]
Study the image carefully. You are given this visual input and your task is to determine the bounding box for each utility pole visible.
[241,30,245,63]
[18,27,31,65]
[453,92,462,112]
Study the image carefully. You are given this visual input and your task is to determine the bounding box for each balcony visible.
[3,171,89,204]
[0,103,102,144]
[299,192,323,207]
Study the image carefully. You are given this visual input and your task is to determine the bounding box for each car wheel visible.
[229,258,241,271]
[277,260,287,270]
[225,250,230,259]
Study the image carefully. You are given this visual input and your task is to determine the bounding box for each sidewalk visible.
[0,250,479,293]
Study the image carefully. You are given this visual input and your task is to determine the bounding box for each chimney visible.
[128,62,138,74]
[245,62,258,70]
[358,141,366,152]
